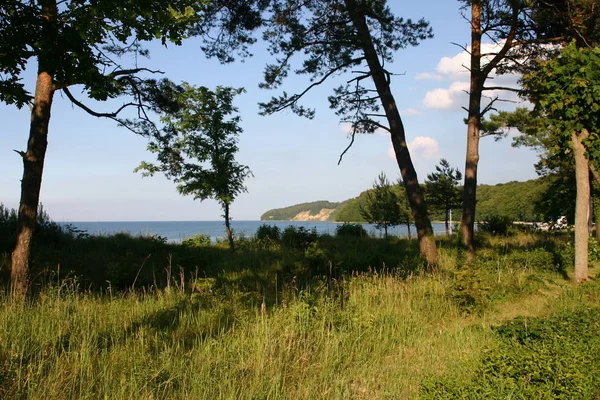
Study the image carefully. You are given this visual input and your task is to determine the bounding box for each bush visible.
[478,214,513,236]
[255,224,281,241]
[421,307,600,399]
[335,223,368,238]
[182,233,211,247]
[281,226,318,250]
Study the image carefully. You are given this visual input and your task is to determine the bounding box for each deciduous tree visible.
[136,84,251,252]
[490,43,600,282]
[0,0,265,296]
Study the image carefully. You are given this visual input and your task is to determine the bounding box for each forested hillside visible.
[262,178,551,222]
[260,201,346,221]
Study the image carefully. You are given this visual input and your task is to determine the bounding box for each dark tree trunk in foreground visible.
[11,0,57,298]
[224,202,235,252]
[345,0,437,266]
[11,70,55,297]
[573,130,590,282]
[461,1,483,264]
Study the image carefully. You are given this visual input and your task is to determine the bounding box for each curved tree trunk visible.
[573,130,590,282]
[461,1,483,264]
[345,0,437,266]
[11,0,57,298]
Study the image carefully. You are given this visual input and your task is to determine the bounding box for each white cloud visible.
[423,81,469,110]
[420,40,526,110]
[388,136,440,160]
[409,136,440,159]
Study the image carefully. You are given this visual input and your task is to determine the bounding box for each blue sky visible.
[0,1,540,221]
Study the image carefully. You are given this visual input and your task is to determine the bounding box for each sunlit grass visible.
[1,230,597,399]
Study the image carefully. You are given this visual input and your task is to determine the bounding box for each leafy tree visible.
[360,173,401,238]
[497,43,600,282]
[425,159,463,236]
[1,0,266,296]
[136,85,251,252]
[457,0,600,263]
[258,0,438,265]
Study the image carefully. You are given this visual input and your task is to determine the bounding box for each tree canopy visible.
[137,84,252,251]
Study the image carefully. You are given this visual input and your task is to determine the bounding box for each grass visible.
[1,221,599,398]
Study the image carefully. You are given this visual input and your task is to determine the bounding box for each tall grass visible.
[2,255,592,400]
[0,272,481,399]
[1,206,595,398]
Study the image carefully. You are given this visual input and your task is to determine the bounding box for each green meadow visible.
[1,212,599,399]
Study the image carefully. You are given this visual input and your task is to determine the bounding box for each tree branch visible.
[482,86,521,93]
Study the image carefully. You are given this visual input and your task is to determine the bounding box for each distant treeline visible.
[261,178,552,222]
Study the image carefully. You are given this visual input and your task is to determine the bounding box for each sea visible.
[58,220,451,243]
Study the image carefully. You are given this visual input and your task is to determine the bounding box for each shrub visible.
[421,308,600,399]
[281,226,318,250]
[255,224,281,241]
[182,233,211,247]
[335,223,368,238]
[478,214,513,236]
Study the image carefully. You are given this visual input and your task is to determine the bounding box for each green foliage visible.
[425,159,462,232]
[516,43,600,166]
[478,214,514,236]
[359,173,404,237]
[421,307,600,399]
[182,234,211,248]
[136,85,251,251]
[255,224,282,241]
[281,226,319,251]
[476,179,549,222]
[588,236,600,263]
[260,201,344,221]
[265,178,550,224]
[334,195,368,223]
[335,223,368,238]
[0,1,266,108]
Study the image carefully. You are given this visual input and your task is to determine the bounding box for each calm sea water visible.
[59,220,450,243]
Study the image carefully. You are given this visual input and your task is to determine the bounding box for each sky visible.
[0,1,541,222]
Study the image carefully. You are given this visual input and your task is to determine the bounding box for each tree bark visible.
[224,202,235,252]
[11,0,57,297]
[345,0,437,266]
[573,130,590,282]
[461,1,483,264]
[11,71,55,297]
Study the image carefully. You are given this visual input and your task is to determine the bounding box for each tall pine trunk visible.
[461,1,483,264]
[11,0,57,297]
[573,130,590,282]
[345,0,437,266]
